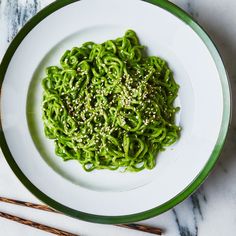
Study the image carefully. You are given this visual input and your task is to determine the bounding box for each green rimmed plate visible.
[0,0,231,223]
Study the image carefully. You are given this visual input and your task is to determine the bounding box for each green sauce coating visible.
[42,30,180,172]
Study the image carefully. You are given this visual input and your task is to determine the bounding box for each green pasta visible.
[42,30,180,172]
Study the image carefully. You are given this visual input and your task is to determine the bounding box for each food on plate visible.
[41,30,180,172]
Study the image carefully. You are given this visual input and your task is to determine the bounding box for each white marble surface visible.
[0,0,235,235]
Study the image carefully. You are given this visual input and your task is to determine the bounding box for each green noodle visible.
[42,30,180,172]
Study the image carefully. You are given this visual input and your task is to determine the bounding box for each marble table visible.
[0,0,235,235]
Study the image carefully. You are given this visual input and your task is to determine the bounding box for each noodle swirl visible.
[42,30,180,172]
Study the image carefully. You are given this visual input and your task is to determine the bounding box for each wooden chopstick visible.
[0,211,78,236]
[116,223,162,235]
[0,196,162,235]
[0,196,56,213]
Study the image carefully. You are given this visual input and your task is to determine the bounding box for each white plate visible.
[0,0,231,223]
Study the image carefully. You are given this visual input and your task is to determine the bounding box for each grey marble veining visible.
[4,0,40,42]
[171,189,207,236]
[0,0,236,235]
[0,0,49,59]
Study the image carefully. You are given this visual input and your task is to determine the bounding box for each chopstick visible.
[0,211,78,236]
[116,223,162,235]
[0,197,56,213]
[0,196,162,235]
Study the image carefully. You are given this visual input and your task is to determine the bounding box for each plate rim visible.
[0,0,231,223]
